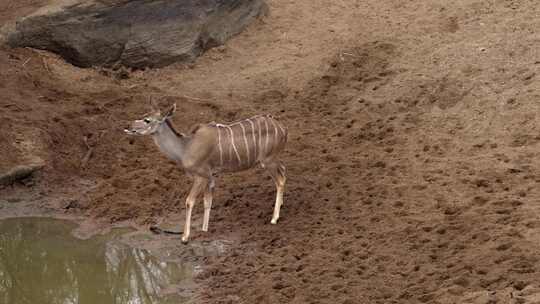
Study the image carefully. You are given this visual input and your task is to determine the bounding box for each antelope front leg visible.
[271,177,286,224]
[182,176,206,243]
[202,178,215,232]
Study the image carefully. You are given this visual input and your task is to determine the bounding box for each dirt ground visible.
[2,0,540,303]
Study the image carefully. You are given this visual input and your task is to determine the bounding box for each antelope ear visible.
[163,103,176,119]
[149,96,160,115]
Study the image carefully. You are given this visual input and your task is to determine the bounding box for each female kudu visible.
[125,103,288,243]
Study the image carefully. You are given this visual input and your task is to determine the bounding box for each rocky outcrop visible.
[0,164,44,186]
[1,0,266,68]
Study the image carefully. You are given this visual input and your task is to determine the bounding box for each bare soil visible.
[2,0,540,303]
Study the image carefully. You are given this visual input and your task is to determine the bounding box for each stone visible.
[1,0,266,68]
[0,164,44,186]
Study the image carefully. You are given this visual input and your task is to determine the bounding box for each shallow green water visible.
[0,217,191,304]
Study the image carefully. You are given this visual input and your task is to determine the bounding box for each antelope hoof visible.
[271,218,278,225]
[181,237,189,244]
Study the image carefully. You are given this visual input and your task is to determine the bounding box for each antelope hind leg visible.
[202,178,215,232]
[266,162,286,225]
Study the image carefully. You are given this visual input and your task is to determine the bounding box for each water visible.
[0,217,191,304]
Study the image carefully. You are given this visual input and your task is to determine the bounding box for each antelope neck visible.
[152,119,188,164]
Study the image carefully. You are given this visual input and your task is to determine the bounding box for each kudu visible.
[125,103,288,243]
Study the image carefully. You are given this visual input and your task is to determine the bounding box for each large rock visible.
[0,0,266,68]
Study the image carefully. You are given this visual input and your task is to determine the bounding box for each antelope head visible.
[124,103,176,136]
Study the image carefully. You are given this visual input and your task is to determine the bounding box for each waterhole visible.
[0,217,192,304]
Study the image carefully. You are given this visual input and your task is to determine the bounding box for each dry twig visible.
[41,57,52,75]
[21,58,31,67]
[181,94,214,102]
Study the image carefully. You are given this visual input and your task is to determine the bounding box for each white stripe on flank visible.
[239,122,250,164]
[246,118,257,161]
[264,118,269,155]
[257,118,262,158]
[269,118,279,147]
[217,126,223,166]
[274,119,286,138]
[225,125,242,165]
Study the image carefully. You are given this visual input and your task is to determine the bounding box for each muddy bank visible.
[0,199,232,303]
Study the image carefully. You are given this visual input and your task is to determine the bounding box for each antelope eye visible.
[143,118,151,123]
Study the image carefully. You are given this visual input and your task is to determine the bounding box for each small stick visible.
[181,94,214,102]
[342,52,359,58]
[21,58,31,67]
[81,136,94,169]
[3,103,24,110]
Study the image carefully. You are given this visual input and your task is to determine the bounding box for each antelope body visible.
[125,104,287,243]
